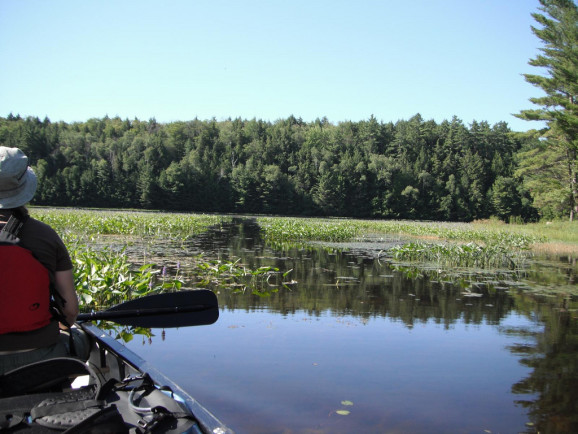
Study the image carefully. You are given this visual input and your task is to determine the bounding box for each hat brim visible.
[0,167,37,209]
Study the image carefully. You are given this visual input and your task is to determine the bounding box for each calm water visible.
[123,219,578,434]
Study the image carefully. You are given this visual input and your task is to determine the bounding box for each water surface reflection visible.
[123,219,578,433]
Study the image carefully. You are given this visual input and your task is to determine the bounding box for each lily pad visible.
[336,410,350,416]
[341,400,354,406]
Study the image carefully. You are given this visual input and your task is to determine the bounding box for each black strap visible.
[0,409,25,429]
[31,398,105,419]
[62,405,129,434]
[0,393,55,430]
[0,214,26,243]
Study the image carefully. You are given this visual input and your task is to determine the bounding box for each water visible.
[123,219,578,433]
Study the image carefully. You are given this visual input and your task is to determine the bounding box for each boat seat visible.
[0,367,196,433]
[0,357,93,398]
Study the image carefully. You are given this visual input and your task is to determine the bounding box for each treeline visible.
[0,113,541,222]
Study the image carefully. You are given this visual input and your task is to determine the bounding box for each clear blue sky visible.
[0,0,545,131]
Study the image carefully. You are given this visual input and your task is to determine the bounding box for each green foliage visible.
[515,135,573,220]
[257,217,359,243]
[32,208,225,241]
[33,209,306,307]
[353,219,545,246]
[517,0,578,137]
[31,209,225,311]
[0,113,534,222]
[516,0,578,220]
[27,210,578,318]
[254,215,549,272]
[389,241,529,270]
[191,258,288,296]
[71,245,182,310]
[489,176,523,221]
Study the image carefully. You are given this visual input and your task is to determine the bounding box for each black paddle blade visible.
[77,290,219,328]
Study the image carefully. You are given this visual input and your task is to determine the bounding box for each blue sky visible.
[0,0,544,131]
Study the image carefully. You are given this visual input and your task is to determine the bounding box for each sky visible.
[0,0,546,131]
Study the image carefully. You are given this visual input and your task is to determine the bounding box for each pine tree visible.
[516,0,578,220]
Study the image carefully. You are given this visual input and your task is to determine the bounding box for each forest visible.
[1,1,576,223]
[0,113,548,222]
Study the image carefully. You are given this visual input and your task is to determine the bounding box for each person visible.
[0,146,87,375]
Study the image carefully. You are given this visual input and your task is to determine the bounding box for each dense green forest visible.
[1,1,575,223]
[0,113,547,222]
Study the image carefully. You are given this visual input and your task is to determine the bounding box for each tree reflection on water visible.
[118,218,578,433]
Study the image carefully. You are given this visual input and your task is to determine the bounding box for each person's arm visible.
[54,269,79,326]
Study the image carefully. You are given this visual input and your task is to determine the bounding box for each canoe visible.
[0,290,234,433]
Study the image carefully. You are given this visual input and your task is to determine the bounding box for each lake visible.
[122,218,578,433]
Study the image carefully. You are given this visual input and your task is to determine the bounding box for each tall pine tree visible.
[516,0,578,220]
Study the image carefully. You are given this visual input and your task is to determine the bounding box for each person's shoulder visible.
[24,216,61,237]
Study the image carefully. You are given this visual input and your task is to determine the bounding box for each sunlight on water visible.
[122,219,576,433]
[127,308,540,433]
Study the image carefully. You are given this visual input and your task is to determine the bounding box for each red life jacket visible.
[0,215,53,335]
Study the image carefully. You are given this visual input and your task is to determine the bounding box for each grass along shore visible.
[31,208,578,256]
[258,215,578,255]
[28,209,578,306]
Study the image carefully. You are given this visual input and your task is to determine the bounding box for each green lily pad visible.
[341,400,354,406]
[336,410,350,416]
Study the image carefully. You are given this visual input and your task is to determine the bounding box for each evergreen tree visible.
[516,0,578,220]
[489,177,523,222]
[515,137,570,219]
[0,113,531,221]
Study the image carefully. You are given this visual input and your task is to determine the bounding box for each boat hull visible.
[0,324,233,433]
[80,322,233,434]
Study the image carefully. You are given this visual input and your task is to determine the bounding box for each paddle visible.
[77,290,219,328]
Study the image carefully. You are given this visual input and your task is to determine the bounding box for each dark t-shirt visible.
[17,217,73,273]
[0,212,73,351]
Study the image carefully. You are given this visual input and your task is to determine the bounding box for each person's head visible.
[0,147,38,209]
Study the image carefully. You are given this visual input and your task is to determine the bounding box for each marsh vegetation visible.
[33,208,578,307]
[31,208,578,433]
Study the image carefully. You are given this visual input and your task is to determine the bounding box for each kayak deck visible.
[0,324,233,434]
[81,322,233,434]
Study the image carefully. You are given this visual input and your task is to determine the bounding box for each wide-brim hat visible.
[0,147,38,209]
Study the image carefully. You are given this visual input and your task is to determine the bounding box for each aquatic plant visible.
[69,239,292,309]
[70,244,183,310]
[387,240,530,270]
[190,256,292,296]
[254,216,543,271]
[32,208,228,241]
[355,219,545,248]
[257,216,359,243]
[28,209,576,310]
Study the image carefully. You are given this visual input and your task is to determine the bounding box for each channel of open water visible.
[123,219,578,433]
